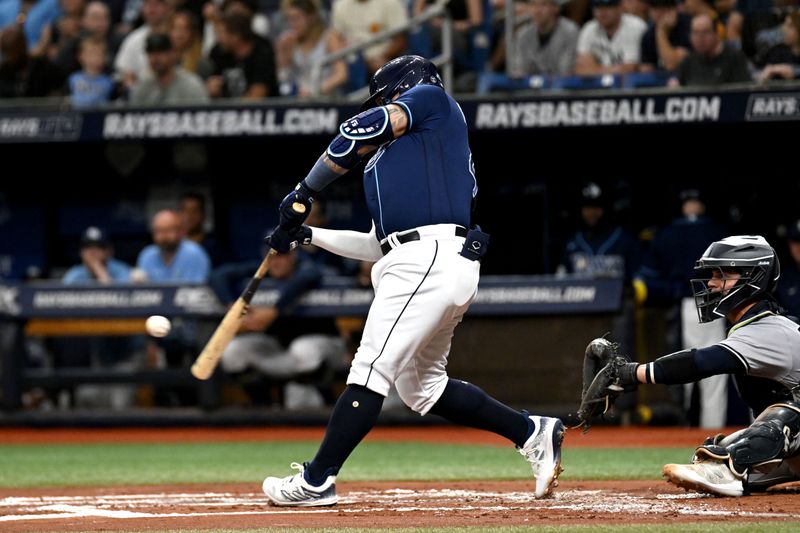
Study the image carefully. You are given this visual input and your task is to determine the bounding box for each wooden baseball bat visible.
[190,202,306,380]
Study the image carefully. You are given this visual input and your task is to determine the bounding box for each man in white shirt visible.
[575,0,647,75]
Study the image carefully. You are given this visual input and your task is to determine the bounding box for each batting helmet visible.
[690,235,780,323]
[360,55,443,111]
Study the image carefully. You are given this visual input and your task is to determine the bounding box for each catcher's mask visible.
[691,235,780,323]
[360,55,443,111]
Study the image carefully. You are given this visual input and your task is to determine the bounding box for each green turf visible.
[0,441,692,487]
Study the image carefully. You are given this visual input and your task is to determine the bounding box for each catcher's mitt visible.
[575,337,637,432]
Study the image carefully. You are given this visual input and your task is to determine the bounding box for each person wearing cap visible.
[634,188,729,428]
[508,0,579,77]
[558,182,642,282]
[128,32,209,105]
[776,220,800,318]
[59,226,140,409]
[639,0,692,73]
[113,0,174,90]
[575,0,648,75]
[63,226,132,284]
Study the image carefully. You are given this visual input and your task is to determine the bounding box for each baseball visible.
[145,315,171,337]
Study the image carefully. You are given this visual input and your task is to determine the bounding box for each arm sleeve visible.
[310,224,383,262]
[645,345,746,384]
[274,259,322,312]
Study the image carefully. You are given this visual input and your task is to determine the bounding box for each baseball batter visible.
[580,235,800,496]
[261,55,565,506]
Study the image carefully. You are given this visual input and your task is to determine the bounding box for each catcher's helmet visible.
[691,235,780,323]
[360,55,443,111]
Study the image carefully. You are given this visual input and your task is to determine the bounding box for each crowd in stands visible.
[0,0,798,104]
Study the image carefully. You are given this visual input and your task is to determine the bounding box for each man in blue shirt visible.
[136,209,210,283]
[260,55,565,506]
[136,209,209,406]
[63,226,131,284]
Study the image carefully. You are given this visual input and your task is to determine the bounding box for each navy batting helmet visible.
[360,55,443,111]
[690,235,780,323]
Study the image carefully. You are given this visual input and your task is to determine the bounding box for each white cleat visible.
[518,415,565,498]
[663,461,744,497]
[262,462,338,507]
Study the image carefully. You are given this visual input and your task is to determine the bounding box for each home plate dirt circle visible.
[2,480,800,531]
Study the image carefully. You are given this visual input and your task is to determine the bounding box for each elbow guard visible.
[326,106,395,170]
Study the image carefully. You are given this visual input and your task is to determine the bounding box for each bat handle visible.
[292,202,306,214]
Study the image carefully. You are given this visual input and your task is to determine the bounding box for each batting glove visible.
[279,180,315,229]
[265,225,312,253]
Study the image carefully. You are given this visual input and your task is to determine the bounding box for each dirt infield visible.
[4,426,800,531]
[3,480,800,531]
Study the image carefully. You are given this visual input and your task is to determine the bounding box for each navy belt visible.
[381,226,468,256]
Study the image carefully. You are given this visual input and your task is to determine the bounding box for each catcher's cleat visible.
[663,461,744,497]
[262,462,338,507]
[518,415,566,498]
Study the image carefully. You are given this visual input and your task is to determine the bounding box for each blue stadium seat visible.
[550,74,622,90]
[622,71,671,89]
[477,72,550,94]
[346,52,369,92]
[409,21,433,58]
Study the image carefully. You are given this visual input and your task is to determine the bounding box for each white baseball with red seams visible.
[145,315,171,337]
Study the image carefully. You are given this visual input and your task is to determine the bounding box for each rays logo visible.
[0,285,20,316]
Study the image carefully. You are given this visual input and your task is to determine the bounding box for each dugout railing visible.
[0,276,623,414]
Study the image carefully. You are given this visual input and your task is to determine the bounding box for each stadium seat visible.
[550,74,622,90]
[623,71,670,89]
[477,72,550,94]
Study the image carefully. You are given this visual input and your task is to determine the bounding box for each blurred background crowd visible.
[0,0,798,104]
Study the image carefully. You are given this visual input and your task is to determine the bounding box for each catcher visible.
[577,235,800,496]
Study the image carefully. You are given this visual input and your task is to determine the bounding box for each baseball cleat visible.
[663,461,744,497]
[262,462,338,506]
[518,415,565,498]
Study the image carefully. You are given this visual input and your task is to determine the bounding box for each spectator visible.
[201,0,270,56]
[113,0,173,91]
[67,35,116,108]
[413,0,483,78]
[557,181,641,282]
[669,13,751,87]
[178,191,229,267]
[0,0,61,53]
[59,225,141,409]
[136,208,210,405]
[757,12,800,82]
[214,244,348,408]
[634,188,729,428]
[128,32,209,105]
[0,23,65,97]
[507,0,579,77]
[31,0,87,61]
[331,0,409,75]
[776,219,800,318]
[639,0,692,73]
[136,209,210,282]
[63,226,131,282]
[276,0,348,97]
[169,9,210,77]
[54,0,123,76]
[575,0,648,75]
[206,10,279,99]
